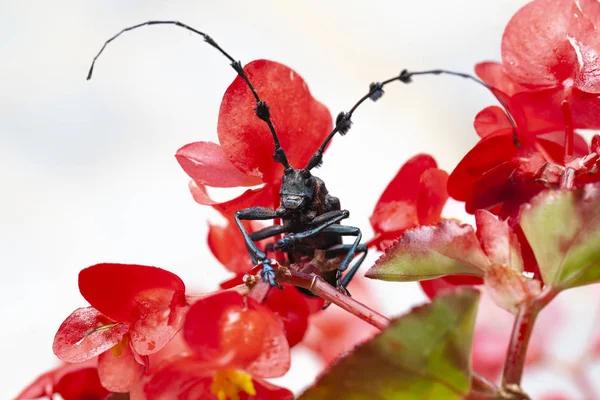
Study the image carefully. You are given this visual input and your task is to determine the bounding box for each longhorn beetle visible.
[88,21,517,295]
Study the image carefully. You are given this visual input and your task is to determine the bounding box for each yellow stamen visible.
[210,370,256,400]
[110,335,128,358]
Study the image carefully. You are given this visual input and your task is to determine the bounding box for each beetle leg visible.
[235,207,284,286]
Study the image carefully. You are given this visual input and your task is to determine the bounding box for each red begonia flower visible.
[367,154,481,297]
[220,275,314,348]
[131,357,293,400]
[183,291,290,378]
[177,60,333,218]
[53,264,188,392]
[502,0,600,94]
[368,154,448,251]
[16,359,108,400]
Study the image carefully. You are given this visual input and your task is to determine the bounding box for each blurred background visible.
[2,0,599,398]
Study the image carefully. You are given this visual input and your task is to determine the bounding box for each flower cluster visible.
[18,1,600,399]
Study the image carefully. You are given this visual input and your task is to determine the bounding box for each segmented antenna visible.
[87,20,291,169]
[305,68,520,170]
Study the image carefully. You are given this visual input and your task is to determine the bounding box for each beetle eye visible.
[284,167,293,175]
[300,169,311,178]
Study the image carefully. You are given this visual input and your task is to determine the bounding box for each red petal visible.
[218,60,332,183]
[183,291,290,378]
[131,356,293,400]
[130,356,214,400]
[176,142,263,188]
[370,154,437,237]
[448,132,517,203]
[79,263,186,325]
[98,339,144,393]
[474,106,512,138]
[189,180,277,220]
[416,168,449,226]
[475,210,523,269]
[475,61,528,96]
[535,131,590,164]
[15,359,103,400]
[53,307,128,363]
[568,0,600,93]
[209,220,269,274]
[263,284,310,348]
[54,367,108,400]
[501,0,576,89]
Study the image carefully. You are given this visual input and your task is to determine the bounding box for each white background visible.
[1,0,599,398]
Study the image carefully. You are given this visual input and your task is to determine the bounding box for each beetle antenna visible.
[305,68,519,170]
[87,20,290,169]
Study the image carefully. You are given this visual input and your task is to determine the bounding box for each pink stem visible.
[501,288,557,389]
[275,266,391,330]
[561,97,574,163]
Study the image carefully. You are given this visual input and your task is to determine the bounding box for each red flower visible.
[176,60,333,218]
[16,359,108,400]
[367,154,480,297]
[368,154,449,251]
[132,291,292,400]
[448,0,600,219]
[52,264,187,393]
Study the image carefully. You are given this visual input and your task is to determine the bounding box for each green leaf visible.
[366,221,488,281]
[299,288,480,400]
[520,183,600,289]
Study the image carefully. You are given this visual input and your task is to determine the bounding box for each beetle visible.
[87,21,517,295]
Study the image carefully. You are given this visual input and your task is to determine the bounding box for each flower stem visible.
[275,266,391,330]
[501,288,557,393]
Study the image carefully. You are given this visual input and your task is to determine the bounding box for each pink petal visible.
[176,142,263,187]
[53,307,128,363]
[98,339,144,393]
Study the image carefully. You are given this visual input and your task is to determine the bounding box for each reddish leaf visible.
[183,291,290,378]
[218,60,332,183]
[367,221,489,282]
[416,168,449,226]
[79,263,186,325]
[98,338,144,393]
[484,263,541,313]
[53,307,128,363]
[475,210,523,269]
[176,142,262,188]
